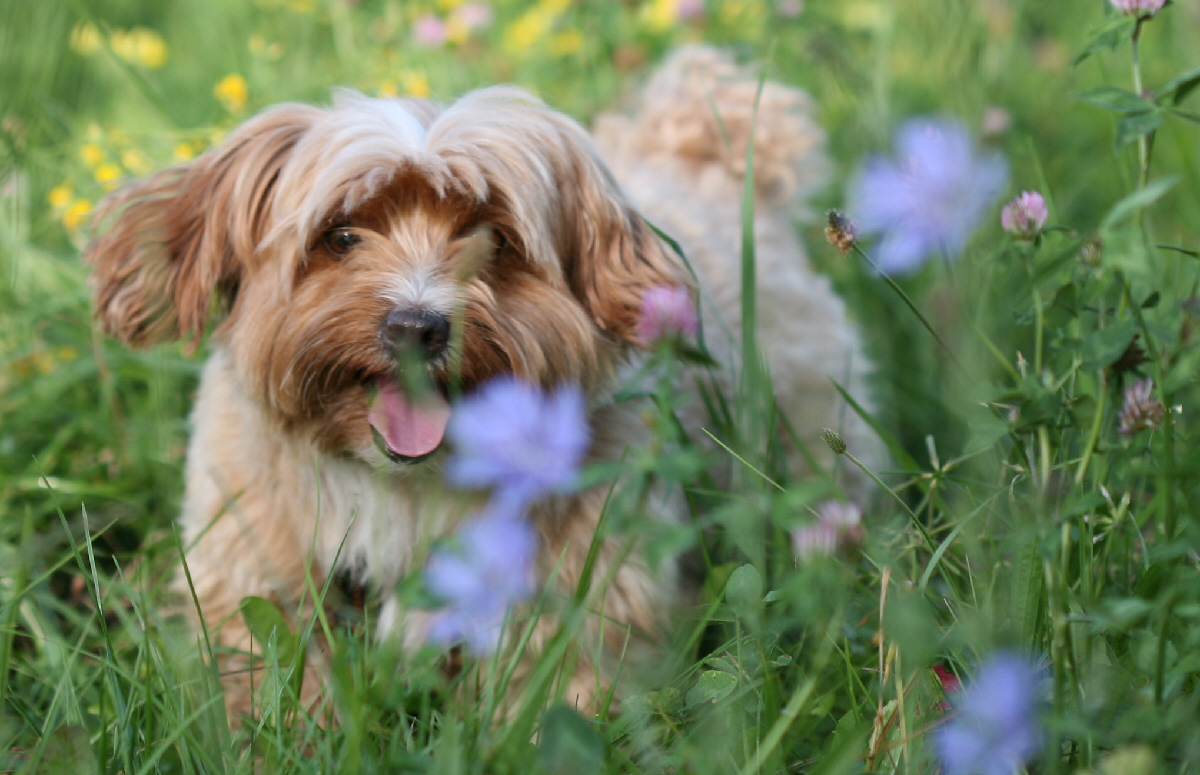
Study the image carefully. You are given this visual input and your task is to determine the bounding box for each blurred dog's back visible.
[595,46,883,497]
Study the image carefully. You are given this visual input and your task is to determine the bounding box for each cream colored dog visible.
[85,46,879,721]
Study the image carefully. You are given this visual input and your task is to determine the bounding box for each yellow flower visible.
[249,34,284,60]
[129,28,168,69]
[94,163,122,185]
[214,74,248,112]
[173,142,196,161]
[641,0,679,31]
[400,71,430,98]
[437,0,464,9]
[445,17,470,45]
[121,148,150,175]
[69,23,103,56]
[109,30,135,63]
[48,183,72,209]
[80,143,104,168]
[504,8,553,54]
[378,80,399,98]
[548,28,583,57]
[63,199,92,231]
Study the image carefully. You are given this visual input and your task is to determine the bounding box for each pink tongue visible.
[367,378,451,459]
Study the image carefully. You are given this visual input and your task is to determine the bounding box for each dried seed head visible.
[824,210,858,256]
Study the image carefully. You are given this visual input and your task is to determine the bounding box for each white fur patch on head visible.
[259,86,627,289]
[267,92,446,249]
[378,263,461,316]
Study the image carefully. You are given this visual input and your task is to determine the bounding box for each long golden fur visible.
[85,46,881,723]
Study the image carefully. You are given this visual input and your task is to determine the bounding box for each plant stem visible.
[853,244,965,373]
[1074,372,1108,487]
[1131,20,1151,197]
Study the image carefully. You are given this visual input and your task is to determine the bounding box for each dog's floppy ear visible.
[85,104,319,347]
[434,89,694,347]
[527,113,694,345]
[561,169,695,345]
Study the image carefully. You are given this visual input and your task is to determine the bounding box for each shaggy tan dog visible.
[85,46,879,722]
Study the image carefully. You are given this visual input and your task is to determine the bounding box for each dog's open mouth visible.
[366,377,452,464]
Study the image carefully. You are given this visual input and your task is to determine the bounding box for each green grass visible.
[5,0,1200,772]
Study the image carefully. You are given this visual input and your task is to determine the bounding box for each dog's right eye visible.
[324,227,361,257]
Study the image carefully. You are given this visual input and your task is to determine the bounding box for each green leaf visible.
[1115,110,1163,150]
[1100,227,1152,279]
[538,705,606,775]
[1010,538,1044,648]
[1044,283,1080,329]
[1074,85,1151,113]
[685,670,739,708]
[1163,345,1200,393]
[1081,320,1137,371]
[239,595,298,668]
[965,411,1009,454]
[39,726,98,775]
[724,563,763,624]
[1155,64,1200,105]
[1100,176,1179,230]
[1071,17,1136,66]
[1094,598,1153,634]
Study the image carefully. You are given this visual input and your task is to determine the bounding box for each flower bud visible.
[820,428,847,455]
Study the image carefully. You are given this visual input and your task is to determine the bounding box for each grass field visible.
[4,0,1200,772]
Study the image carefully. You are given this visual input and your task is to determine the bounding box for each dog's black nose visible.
[381,309,450,360]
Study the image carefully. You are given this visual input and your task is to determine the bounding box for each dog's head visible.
[85,88,691,463]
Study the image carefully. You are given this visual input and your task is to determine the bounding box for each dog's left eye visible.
[324,227,361,257]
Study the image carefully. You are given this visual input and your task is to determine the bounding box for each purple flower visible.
[1118,378,1165,435]
[1110,0,1166,17]
[637,285,698,346]
[848,118,1008,274]
[424,506,537,654]
[1000,191,1049,239]
[413,13,447,46]
[935,653,1042,775]
[445,377,589,508]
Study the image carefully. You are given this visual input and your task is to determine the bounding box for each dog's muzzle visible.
[381,308,450,362]
[367,308,453,464]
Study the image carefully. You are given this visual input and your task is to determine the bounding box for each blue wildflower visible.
[935,653,1042,775]
[444,377,589,508]
[848,118,1008,274]
[423,504,538,654]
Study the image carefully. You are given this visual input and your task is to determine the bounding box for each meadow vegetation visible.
[3,0,1200,772]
